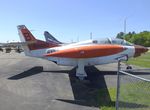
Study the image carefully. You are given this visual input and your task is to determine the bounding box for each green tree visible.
[116,31,150,47]
[116,32,124,39]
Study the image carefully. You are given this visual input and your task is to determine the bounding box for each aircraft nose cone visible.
[134,45,149,57]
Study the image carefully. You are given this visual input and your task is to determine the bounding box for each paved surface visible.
[0,52,149,110]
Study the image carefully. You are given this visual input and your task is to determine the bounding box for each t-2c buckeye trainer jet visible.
[17,25,148,80]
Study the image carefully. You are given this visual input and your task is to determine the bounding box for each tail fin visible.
[17,25,59,56]
[44,31,62,45]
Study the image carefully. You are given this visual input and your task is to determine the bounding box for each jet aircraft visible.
[17,25,148,80]
[44,31,63,45]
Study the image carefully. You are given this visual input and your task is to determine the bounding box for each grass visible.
[98,88,116,110]
[119,82,150,110]
[127,51,150,68]
[98,83,150,110]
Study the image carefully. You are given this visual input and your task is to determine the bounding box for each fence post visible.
[116,60,121,110]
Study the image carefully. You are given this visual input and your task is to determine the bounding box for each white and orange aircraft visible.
[17,25,148,80]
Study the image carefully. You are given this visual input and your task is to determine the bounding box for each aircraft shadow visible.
[8,66,43,80]
[57,66,112,107]
[7,66,150,108]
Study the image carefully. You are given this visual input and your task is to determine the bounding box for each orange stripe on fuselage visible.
[45,44,125,58]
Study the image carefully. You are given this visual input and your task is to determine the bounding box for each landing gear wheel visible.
[126,65,132,70]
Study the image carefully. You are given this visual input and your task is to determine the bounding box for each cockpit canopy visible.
[92,38,133,46]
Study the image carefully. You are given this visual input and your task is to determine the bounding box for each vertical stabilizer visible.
[44,31,62,45]
[17,25,58,56]
[17,25,35,56]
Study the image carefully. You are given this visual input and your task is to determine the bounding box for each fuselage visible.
[28,39,137,66]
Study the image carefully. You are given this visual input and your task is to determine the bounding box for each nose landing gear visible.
[126,65,132,70]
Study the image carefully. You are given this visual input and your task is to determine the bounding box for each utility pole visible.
[124,19,126,34]
[90,32,92,39]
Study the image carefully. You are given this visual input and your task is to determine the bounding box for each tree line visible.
[116,31,150,47]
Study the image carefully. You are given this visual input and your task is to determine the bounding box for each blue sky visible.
[0,0,150,42]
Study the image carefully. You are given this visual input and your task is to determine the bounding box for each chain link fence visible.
[116,70,150,110]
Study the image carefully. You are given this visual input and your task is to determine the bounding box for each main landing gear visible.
[76,59,87,80]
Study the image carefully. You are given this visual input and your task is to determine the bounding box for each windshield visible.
[92,38,111,44]
[92,38,133,46]
[111,38,133,46]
